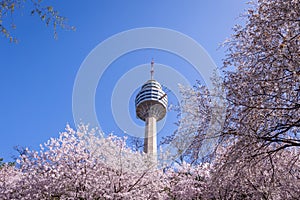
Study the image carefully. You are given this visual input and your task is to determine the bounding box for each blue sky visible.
[0,1,248,161]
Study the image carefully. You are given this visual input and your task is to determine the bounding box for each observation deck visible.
[135,79,168,121]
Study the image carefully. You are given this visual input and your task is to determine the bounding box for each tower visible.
[135,60,168,158]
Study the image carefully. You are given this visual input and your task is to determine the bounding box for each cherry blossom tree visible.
[210,144,300,199]
[216,2,300,197]
[170,0,299,168]
[223,0,300,153]
[0,124,216,199]
[162,83,213,165]
[0,163,21,197]
[163,0,300,198]
[0,125,167,199]
[164,162,211,199]
[1,124,298,199]
[0,0,74,42]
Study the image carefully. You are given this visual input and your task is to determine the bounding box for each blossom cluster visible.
[1,124,299,199]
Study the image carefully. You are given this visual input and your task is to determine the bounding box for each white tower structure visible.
[135,60,168,158]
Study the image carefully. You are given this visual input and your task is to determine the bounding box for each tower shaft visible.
[144,116,157,156]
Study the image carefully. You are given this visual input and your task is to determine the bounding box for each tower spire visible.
[150,59,154,80]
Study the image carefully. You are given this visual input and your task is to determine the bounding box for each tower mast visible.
[150,59,154,80]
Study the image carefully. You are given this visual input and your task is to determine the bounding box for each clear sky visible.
[0,1,248,161]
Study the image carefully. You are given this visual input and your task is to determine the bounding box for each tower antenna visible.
[150,59,154,80]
